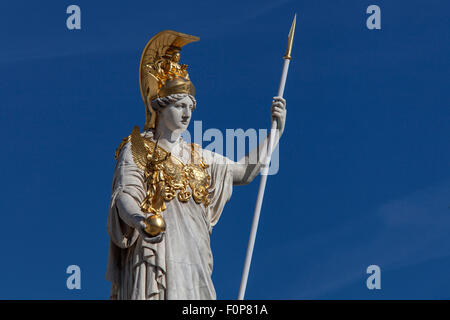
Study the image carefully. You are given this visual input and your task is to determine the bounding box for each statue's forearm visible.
[233,129,281,185]
[116,192,146,229]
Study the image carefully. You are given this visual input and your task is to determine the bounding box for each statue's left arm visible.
[232,96,287,186]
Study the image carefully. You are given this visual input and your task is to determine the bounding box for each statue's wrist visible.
[131,213,146,229]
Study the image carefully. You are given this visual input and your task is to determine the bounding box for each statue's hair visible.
[150,93,196,112]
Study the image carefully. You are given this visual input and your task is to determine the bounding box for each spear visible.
[238,13,296,300]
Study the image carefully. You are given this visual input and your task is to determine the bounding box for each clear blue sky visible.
[0,0,449,299]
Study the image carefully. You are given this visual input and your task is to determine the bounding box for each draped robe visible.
[106,130,234,299]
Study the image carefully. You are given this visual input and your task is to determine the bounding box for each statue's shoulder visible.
[114,131,132,160]
[201,149,235,165]
[115,126,155,160]
[191,145,232,167]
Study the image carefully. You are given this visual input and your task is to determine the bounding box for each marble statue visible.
[106,30,287,300]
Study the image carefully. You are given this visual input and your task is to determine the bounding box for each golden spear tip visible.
[284,13,297,60]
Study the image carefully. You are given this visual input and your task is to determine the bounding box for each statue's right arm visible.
[116,191,165,243]
[116,192,146,230]
[113,138,165,243]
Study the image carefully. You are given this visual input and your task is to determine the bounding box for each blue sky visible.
[0,0,449,299]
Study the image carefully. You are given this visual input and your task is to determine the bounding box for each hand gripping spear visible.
[238,14,296,300]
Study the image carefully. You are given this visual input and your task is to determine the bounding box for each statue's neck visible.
[154,125,183,152]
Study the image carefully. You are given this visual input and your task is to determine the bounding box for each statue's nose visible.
[183,109,191,118]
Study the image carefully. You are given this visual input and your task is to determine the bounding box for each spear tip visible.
[283,13,297,60]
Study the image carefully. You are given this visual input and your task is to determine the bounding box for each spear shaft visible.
[238,14,296,300]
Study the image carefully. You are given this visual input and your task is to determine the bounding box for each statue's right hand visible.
[136,220,165,243]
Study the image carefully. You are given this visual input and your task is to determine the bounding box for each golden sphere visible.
[144,214,166,237]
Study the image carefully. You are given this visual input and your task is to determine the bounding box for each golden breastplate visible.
[118,127,211,215]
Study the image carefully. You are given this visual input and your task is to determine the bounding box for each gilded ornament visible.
[126,126,211,236]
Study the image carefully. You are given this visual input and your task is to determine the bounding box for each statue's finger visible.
[273,96,285,103]
[272,112,282,119]
[275,100,285,108]
[147,237,159,243]
[272,106,284,113]
[271,104,281,111]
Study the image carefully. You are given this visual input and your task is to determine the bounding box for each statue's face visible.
[158,95,193,133]
[171,52,180,63]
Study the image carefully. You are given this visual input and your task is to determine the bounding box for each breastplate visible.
[120,127,211,215]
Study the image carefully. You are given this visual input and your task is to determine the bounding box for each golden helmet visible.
[139,30,199,129]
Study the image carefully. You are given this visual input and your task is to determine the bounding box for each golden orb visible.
[144,214,166,237]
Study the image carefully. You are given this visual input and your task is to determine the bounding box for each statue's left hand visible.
[136,220,165,243]
[271,96,287,134]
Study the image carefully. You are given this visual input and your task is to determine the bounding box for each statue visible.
[106,30,287,300]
